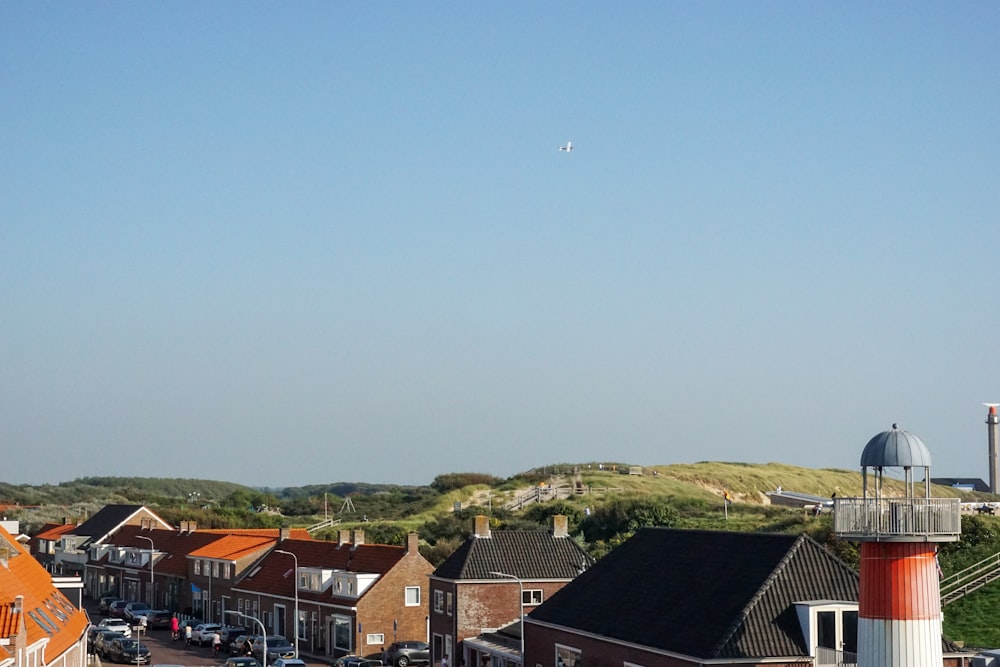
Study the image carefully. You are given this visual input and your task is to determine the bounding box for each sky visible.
[3,3,1000,488]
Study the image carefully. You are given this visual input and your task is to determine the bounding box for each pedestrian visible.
[212,631,222,655]
[170,614,179,641]
[441,655,448,667]
[184,623,193,646]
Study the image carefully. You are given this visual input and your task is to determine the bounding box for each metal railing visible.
[816,646,857,666]
[833,497,961,540]
[940,551,1000,605]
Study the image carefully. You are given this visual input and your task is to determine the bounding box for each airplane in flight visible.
[559,141,573,152]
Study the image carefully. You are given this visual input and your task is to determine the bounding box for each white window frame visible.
[405,586,421,606]
[434,590,444,614]
[522,589,543,605]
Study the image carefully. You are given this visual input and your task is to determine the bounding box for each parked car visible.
[333,655,360,667]
[124,602,152,623]
[224,657,261,667]
[219,625,248,644]
[251,635,295,662]
[192,622,223,646]
[272,659,307,667]
[95,630,127,658]
[384,641,430,667]
[108,600,131,618]
[97,618,133,637]
[229,634,257,656]
[143,609,172,629]
[341,659,383,667]
[99,594,122,615]
[106,637,151,664]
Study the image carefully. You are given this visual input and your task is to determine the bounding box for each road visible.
[85,602,331,667]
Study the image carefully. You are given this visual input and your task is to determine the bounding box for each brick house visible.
[0,524,90,667]
[49,504,172,590]
[524,528,976,667]
[232,529,434,660]
[429,515,594,667]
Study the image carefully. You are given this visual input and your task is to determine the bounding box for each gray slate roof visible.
[433,530,594,581]
[72,505,151,546]
[861,424,932,468]
[527,528,859,661]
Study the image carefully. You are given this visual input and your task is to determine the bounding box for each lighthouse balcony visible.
[833,497,961,542]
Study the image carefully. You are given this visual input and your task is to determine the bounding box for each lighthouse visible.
[833,425,962,667]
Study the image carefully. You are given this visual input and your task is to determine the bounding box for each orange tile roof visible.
[34,523,78,541]
[189,534,276,560]
[0,525,89,661]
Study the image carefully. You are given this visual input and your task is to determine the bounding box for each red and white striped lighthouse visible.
[833,424,961,667]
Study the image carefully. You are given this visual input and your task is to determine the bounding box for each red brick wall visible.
[357,548,435,653]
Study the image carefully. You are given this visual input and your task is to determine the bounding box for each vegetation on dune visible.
[6,461,1000,647]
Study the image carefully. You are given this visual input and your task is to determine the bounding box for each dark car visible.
[341,659,383,667]
[219,625,248,644]
[143,610,172,630]
[385,641,430,667]
[106,637,151,664]
[94,630,127,658]
[99,594,122,615]
[251,635,295,662]
[229,634,257,656]
[224,658,262,667]
[108,600,131,619]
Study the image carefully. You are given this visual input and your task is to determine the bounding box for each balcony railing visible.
[833,497,961,541]
[816,646,857,666]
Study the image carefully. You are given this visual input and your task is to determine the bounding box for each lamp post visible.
[135,535,154,606]
[274,549,299,658]
[228,610,267,667]
[489,571,524,665]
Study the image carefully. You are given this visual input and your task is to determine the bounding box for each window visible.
[221,562,231,579]
[405,586,421,606]
[368,633,385,645]
[194,560,201,575]
[555,645,581,667]
[333,616,352,652]
[434,590,445,614]
[238,598,244,614]
[213,561,220,577]
[446,592,453,616]
[522,589,543,605]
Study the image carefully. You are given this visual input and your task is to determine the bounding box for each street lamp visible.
[228,610,267,667]
[274,549,299,658]
[136,535,154,606]
[489,571,524,664]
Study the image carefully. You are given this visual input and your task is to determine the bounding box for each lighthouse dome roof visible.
[861,424,932,468]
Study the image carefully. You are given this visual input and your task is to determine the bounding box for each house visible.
[29,521,78,574]
[232,529,434,660]
[88,521,225,611]
[187,527,290,622]
[49,504,171,587]
[524,528,975,667]
[0,524,90,667]
[429,515,594,667]
[87,521,314,614]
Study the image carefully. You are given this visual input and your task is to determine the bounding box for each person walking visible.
[170,615,180,641]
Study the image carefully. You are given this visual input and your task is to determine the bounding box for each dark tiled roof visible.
[433,531,594,581]
[108,526,230,577]
[71,505,173,546]
[528,528,858,660]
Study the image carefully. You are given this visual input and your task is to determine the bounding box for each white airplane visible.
[559,141,573,152]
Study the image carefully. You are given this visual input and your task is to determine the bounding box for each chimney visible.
[63,517,73,525]
[338,529,351,546]
[473,515,491,538]
[552,514,569,538]
[179,521,188,534]
[279,527,291,542]
[351,530,365,546]
[988,404,999,495]
[187,521,196,534]
[407,531,419,554]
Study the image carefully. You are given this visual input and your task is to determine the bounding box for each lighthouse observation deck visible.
[833,497,961,542]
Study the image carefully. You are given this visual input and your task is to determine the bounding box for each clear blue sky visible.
[3,3,999,488]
